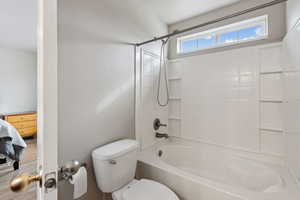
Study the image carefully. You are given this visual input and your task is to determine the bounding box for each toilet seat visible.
[112,179,179,200]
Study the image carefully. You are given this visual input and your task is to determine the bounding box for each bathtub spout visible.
[155,132,169,139]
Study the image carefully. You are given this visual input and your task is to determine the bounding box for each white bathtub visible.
[137,138,300,200]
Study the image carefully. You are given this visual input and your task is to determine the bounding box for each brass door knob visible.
[10,173,42,192]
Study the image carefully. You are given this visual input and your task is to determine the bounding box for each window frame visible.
[177,15,269,54]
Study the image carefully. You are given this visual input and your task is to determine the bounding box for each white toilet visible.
[92,139,179,200]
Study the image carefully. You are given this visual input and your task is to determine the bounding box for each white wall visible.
[283,0,300,188]
[58,0,167,199]
[168,0,286,59]
[0,47,37,114]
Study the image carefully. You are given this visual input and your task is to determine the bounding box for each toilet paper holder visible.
[58,160,87,181]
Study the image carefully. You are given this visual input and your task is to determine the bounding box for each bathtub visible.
[137,138,300,200]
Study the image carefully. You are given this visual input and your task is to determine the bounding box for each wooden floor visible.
[0,138,37,200]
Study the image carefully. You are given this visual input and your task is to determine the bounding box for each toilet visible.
[92,139,179,200]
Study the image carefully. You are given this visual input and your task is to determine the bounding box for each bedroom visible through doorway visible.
[0,1,38,199]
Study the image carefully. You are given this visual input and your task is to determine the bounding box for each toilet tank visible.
[92,139,139,193]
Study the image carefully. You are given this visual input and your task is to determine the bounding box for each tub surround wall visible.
[58,0,167,199]
[160,0,287,167]
[135,47,168,150]
[168,0,286,59]
[283,0,300,187]
[178,46,259,151]
[286,0,300,31]
[166,43,285,159]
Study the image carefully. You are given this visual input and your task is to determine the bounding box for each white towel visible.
[0,119,27,148]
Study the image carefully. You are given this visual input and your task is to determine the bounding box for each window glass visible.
[238,25,264,41]
[177,15,268,54]
[197,35,216,49]
[219,31,238,44]
[181,39,197,53]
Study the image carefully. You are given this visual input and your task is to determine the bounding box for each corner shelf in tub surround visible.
[168,117,181,120]
[259,128,283,133]
[260,71,283,75]
[260,100,283,103]
[169,97,181,100]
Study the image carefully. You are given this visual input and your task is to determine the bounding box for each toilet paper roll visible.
[69,166,87,199]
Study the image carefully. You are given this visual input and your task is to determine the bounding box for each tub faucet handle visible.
[153,118,167,130]
[155,132,169,139]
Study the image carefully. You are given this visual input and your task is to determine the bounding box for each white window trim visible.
[177,15,269,54]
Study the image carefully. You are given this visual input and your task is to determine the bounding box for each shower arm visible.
[135,0,287,47]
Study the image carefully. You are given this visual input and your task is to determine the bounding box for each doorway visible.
[0,1,38,199]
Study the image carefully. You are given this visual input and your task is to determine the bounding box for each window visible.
[177,15,268,54]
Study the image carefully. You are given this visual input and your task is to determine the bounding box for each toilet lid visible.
[122,179,179,200]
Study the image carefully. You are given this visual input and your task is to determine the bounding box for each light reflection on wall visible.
[96,76,136,114]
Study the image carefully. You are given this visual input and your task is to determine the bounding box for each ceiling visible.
[144,0,242,25]
[0,0,242,51]
[0,0,37,52]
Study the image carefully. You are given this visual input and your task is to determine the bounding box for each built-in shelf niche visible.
[260,73,283,102]
[260,130,285,156]
[168,99,180,118]
[259,43,285,157]
[259,44,282,73]
[260,81,283,131]
[169,80,181,98]
[167,60,183,138]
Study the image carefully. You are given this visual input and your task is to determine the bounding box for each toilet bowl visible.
[92,139,179,200]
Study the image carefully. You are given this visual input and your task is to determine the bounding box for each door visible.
[36,0,58,199]
[9,0,58,199]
